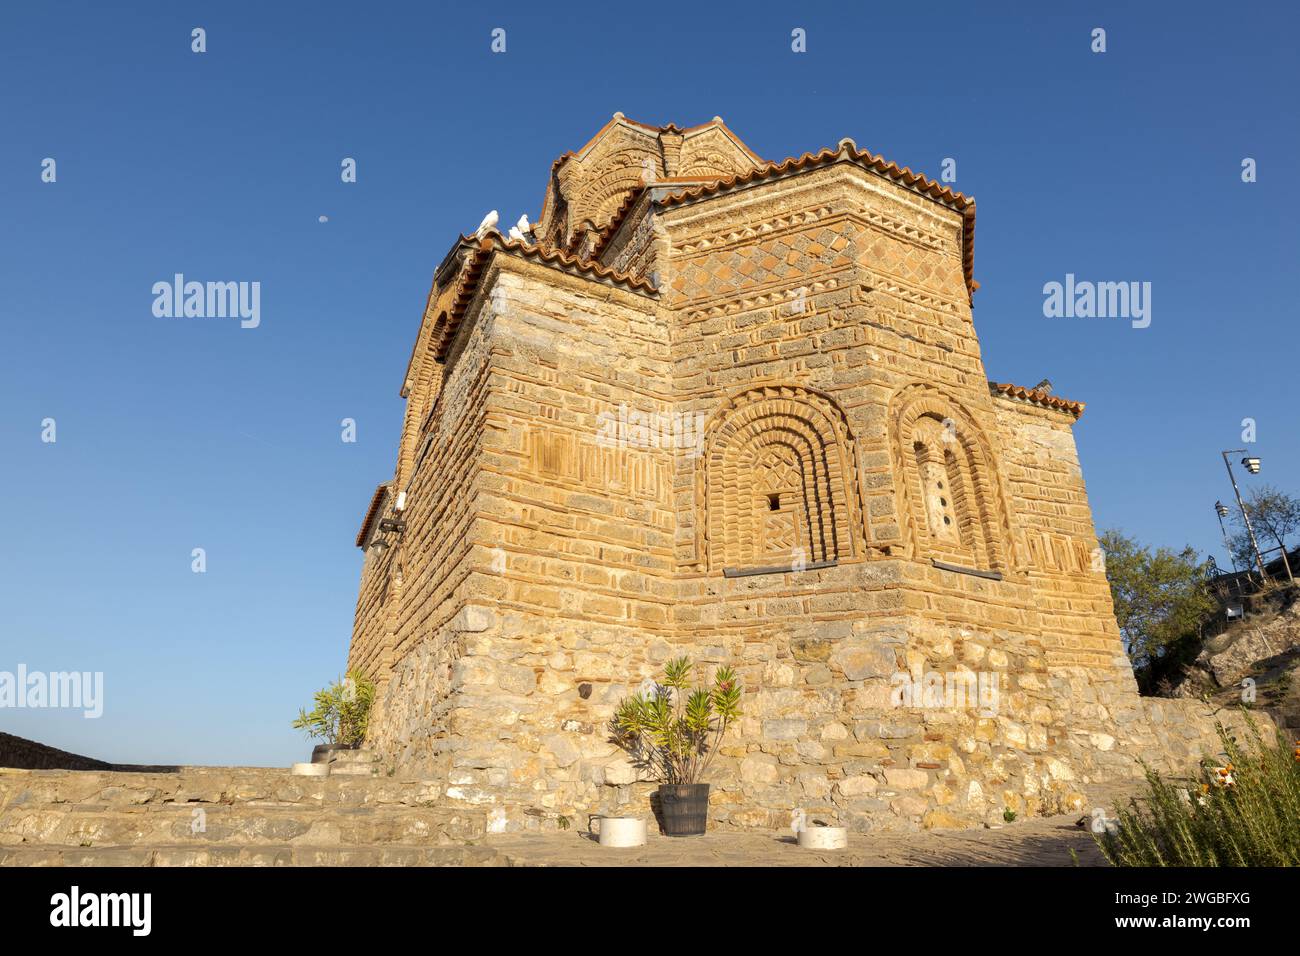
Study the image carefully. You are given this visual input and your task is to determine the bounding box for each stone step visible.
[326,749,380,765]
[325,762,379,777]
[0,843,509,867]
[292,749,381,777]
[290,762,329,777]
[0,804,484,848]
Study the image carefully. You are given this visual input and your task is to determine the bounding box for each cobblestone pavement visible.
[486,813,1109,867]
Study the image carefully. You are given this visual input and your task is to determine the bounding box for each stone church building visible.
[348,115,1239,831]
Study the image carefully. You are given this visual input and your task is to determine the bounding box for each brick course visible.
[347,118,1263,831]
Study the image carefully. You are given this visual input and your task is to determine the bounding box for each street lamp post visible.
[1214,501,1238,572]
[1221,449,1268,579]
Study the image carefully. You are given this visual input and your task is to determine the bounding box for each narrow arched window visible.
[914,438,960,545]
[893,391,1008,574]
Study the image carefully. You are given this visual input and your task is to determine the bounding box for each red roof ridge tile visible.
[355,483,391,548]
[585,187,650,259]
[479,233,657,291]
[989,381,1085,418]
[588,138,980,301]
[430,233,656,362]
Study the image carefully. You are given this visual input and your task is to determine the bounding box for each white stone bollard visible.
[798,826,848,850]
[592,816,647,848]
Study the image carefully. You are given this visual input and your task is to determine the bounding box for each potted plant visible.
[612,657,742,836]
[291,671,376,762]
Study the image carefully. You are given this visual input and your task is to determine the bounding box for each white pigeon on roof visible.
[508,213,530,242]
[474,209,499,239]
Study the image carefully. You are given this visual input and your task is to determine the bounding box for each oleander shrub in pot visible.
[612,657,742,836]
[292,671,376,761]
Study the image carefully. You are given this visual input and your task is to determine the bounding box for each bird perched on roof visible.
[508,213,530,243]
[1033,378,1053,394]
[474,209,499,239]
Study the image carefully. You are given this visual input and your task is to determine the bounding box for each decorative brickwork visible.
[890,385,1011,573]
[347,117,1263,833]
[700,386,862,571]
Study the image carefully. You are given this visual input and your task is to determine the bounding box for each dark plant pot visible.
[311,743,358,764]
[658,783,710,836]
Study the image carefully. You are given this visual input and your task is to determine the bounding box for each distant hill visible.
[0,732,178,772]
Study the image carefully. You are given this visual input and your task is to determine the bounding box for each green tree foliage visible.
[1100,529,1216,671]
[1227,484,1300,571]
[291,671,376,746]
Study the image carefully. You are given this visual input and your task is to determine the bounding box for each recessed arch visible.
[697,385,864,571]
[889,385,1013,572]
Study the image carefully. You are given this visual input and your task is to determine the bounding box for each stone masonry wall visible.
[351,139,1270,834]
[377,597,1266,833]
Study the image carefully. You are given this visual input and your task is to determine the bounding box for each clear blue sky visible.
[2,1,1296,766]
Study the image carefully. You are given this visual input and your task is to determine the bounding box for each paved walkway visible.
[486,814,1109,867]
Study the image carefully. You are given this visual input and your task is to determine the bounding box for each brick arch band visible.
[567,150,655,231]
[698,386,864,572]
[889,385,1014,573]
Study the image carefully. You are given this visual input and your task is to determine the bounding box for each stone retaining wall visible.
[367,602,1271,833]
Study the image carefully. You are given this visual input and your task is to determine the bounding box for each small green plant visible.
[1096,715,1300,866]
[612,657,742,785]
[291,671,376,746]
[556,815,571,831]
[1003,808,1017,823]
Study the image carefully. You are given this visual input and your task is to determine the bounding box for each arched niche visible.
[698,386,864,572]
[889,385,1012,573]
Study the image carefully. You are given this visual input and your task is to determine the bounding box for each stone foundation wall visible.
[364,598,1269,833]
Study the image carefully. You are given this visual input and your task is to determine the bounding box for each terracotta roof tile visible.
[989,381,1085,418]
[493,234,657,292]
[600,139,980,302]
[586,188,649,259]
[355,483,391,548]
[431,234,657,362]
